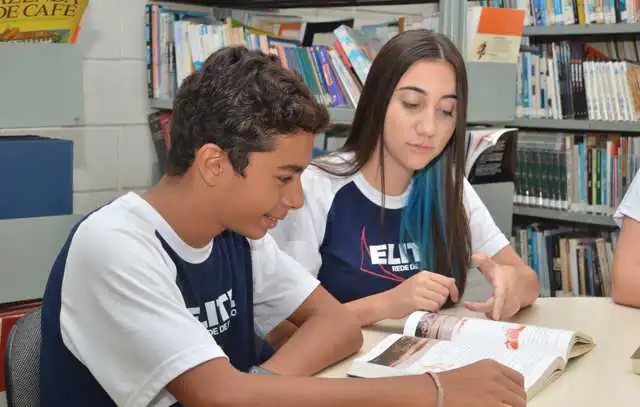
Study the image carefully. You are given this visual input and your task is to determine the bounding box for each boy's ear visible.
[195,143,227,187]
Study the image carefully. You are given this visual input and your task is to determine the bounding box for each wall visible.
[0,0,155,216]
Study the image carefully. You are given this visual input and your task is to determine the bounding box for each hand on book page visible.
[464,253,522,320]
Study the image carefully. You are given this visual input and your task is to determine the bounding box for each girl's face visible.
[382,59,458,172]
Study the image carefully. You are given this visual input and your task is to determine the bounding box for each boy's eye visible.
[277,176,293,184]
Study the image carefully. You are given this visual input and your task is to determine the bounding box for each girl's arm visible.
[612,216,640,308]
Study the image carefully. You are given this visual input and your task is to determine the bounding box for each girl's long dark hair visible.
[314,29,472,302]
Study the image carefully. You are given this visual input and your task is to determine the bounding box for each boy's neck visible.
[143,176,225,249]
[361,148,413,197]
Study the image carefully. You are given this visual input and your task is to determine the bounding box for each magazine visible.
[0,0,89,44]
[465,127,518,184]
[347,311,594,400]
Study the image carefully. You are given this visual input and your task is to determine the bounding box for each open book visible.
[348,311,594,400]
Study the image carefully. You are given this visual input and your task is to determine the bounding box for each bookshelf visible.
[151,98,357,125]
[476,118,640,133]
[524,23,640,37]
[497,11,640,229]
[156,0,440,7]
[513,204,617,227]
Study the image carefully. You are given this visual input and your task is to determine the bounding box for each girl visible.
[270,29,539,327]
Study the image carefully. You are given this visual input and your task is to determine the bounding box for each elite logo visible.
[189,289,237,336]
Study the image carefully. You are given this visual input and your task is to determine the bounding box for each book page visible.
[352,334,560,394]
[404,311,576,361]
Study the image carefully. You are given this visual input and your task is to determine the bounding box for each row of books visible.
[145,3,400,107]
[512,224,618,298]
[514,132,640,215]
[516,39,640,121]
[476,0,640,25]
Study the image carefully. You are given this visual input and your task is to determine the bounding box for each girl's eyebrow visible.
[396,85,457,99]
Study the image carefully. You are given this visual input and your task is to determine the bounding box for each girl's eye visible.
[441,109,454,117]
[402,101,421,110]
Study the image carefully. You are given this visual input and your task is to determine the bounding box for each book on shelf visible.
[472,0,640,26]
[148,111,172,174]
[512,224,618,297]
[466,5,526,64]
[347,310,594,400]
[465,127,519,184]
[515,132,640,215]
[516,36,640,121]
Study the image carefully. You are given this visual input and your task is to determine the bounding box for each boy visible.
[39,46,526,407]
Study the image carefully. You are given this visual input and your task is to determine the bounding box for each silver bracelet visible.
[249,365,276,375]
[426,371,444,407]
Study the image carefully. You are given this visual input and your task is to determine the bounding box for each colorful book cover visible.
[467,6,526,64]
[0,0,89,43]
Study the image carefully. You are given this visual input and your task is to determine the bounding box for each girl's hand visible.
[382,270,460,319]
[464,253,522,320]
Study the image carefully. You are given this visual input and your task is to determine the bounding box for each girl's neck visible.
[360,147,413,196]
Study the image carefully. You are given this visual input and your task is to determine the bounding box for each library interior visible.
[1,0,639,406]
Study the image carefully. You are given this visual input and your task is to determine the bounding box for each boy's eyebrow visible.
[279,164,305,173]
[397,85,457,99]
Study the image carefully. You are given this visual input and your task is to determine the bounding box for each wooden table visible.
[318,297,640,406]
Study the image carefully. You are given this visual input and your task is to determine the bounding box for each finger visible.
[500,364,525,388]
[501,373,527,404]
[426,273,460,303]
[500,368,527,407]
[418,276,451,298]
[492,279,507,321]
[472,252,500,278]
[500,386,527,407]
[415,297,441,312]
[417,287,448,306]
[464,298,494,313]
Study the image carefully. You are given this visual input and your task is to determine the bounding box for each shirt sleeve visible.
[268,167,335,278]
[60,221,226,407]
[614,168,640,227]
[463,178,510,257]
[250,233,320,337]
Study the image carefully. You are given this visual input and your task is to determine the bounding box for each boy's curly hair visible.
[167,46,330,176]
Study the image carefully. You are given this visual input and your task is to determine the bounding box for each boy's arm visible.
[167,357,527,407]
[250,235,362,376]
[261,286,362,376]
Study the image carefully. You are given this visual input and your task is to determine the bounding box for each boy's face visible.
[217,132,314,240]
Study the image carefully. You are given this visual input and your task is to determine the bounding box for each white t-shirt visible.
[39,192,319,407]
[614,168,640,227]
[269,152,509,303]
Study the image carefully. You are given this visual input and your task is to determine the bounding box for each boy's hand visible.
[383,271,459,319]
[437,359,527,407]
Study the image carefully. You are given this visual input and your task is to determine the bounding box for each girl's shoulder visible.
[301,151,359,199]
[305,151,358,181]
